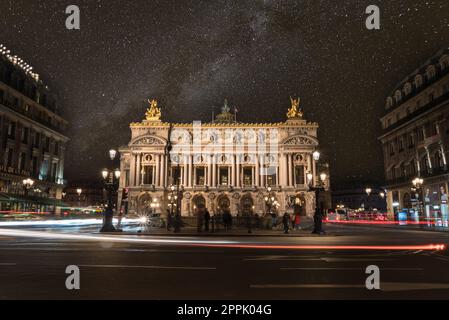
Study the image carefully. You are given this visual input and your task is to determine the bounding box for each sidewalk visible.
[112,224,336,237]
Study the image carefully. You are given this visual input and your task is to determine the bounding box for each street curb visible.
[97,231,337,237]
[325,222,449,234]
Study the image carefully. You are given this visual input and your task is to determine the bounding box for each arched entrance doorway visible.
[294,194,306,216]
[192,194,206,210]
[240,193,254,215]
[217,194,230,213]
[138,193,152,214]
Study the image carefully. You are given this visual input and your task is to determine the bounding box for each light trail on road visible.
[0,228,445,251]
[0,218,139,227]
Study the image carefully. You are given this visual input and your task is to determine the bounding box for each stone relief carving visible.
[284,135,317,146]
[132,136,165,146]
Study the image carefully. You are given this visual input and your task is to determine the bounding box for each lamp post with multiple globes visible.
[100,149,121,232]
[307,150,327,234]
[22,178,34,211]
[412,177,424,217]
[264,186,280,228]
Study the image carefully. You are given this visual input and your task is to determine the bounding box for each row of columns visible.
[127,152,316,188]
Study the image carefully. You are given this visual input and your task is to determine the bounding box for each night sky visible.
[1,0,449,189]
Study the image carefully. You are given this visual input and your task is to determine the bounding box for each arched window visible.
[414,74,423,89]
[440,55,449,70]
[403,82,412,96]
[394,90,402,103]
[426,65,436,81]
[385,97,393,109]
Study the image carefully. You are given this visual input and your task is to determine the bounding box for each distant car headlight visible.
[138,216,148,224]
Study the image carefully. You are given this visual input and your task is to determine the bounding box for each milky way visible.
[1,0,449,188]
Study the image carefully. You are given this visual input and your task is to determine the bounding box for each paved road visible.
[0,223,449,299]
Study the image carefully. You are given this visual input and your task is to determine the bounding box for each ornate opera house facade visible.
[118,98,329,217]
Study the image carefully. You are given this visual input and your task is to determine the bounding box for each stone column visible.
[252,166,255,186]
[188,155,193,187]
[236,155,241,187]
[155,154,160,186]
[255,155,260,186]
[130,153,136,186]
[231,155,235,186]
[193,164,197,186]
[151,165,155,185]
[276,163,279,186]
[212,158,216,187]
[287,153,292,187]
[425,146,432,171]
[307,153,312,175]
[183,156,188,186]
[161,154,166,187]
[312,156,317,187]
[440,142,447,167]
[279,153,285,186]
[136,154,141,185]
[207,156,212,186]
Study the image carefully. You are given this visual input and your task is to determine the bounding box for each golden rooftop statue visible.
[145,99,162,121]
[287,96,303,119]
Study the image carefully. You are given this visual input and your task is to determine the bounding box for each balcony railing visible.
[386,166,449,186]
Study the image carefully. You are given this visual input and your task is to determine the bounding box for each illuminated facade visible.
[118,98,329,217]
[379,47,449,223]
[0,45,68,213]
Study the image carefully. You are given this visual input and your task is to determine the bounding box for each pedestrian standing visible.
[166,209,172,231]
[295,213,301,230]
[282,212,290,234]
[204,208,211,232]
[246,213,252,233]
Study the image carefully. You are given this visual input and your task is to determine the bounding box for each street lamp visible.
[22,178,34,212]
[100,149,120,232]
[365,187,372,213]
[167,185,178,215]
[22,178,34,195]
[365,187,372,196]
[264,187,276,214]
[412,177,424,218]
[167,183,183,232]
[265,186,277,228]
[308,165,327,234]
[76,188,82,208]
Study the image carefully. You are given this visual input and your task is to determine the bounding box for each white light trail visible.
[0,218,140,227]
[0,228,237,245]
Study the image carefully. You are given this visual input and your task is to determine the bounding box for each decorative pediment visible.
[130,135,166,146]
[283,135,318,146]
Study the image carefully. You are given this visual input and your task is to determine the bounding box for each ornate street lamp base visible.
[100,224,117,233]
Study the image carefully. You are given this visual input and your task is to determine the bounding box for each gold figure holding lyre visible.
[145,99,162,121]
[287,96,303,119]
